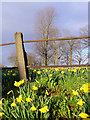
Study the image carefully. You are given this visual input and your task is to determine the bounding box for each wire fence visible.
[1,35,89,70]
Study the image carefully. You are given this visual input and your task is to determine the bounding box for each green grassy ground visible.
[1,67,89,119]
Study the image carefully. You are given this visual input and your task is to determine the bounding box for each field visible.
[0,67,90,119]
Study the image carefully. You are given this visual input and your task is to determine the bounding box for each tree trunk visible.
[55,50,58,65]
[70,47,72,65]
[45,41,48,66]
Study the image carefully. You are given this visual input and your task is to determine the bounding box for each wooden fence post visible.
[15,32,29,82]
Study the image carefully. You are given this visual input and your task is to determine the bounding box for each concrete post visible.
[15,32,29,82]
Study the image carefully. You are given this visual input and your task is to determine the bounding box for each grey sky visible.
[1,2,88,66]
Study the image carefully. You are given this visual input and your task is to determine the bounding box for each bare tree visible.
[34,7,60,65]
[73,50,88,65]
[61,29,81,65]
[72,26,88,65]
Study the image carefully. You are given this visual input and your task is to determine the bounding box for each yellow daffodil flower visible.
[0,112,4,117]
[26,98,32,102]
[55,68,59,71]
[73,69,77,72]
[14,81,21,87]
[4,74,6,76]
[32,86,38,90]
[61,71,64,74]
[68,69,70,71]
[12,73,16,76]
[78,67,82,70]
[16,96,22,103]
[11,102,16,107]
[37,71,41,74]
[39,106,49,113]
[72,90,78,95]
[79,113,89,118]
[77,99,85,106]
[30,106,36,111]
[19,80,24,84]
[80,83,90,93]
[33,69,36,72]
[49,74,52,77]
[7,73,10,75]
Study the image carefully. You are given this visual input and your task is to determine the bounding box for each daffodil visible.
[12,73,16,76]
[77,99,85,106]
[79,112,89,118]
[7,73,10,75]
[16,96,22,103]
[49,74,52,77]
[14,81,21,87]
[33,69,36,72]
[83,87,89,93]
[39,106,49,113]
[72,90,78,95]
[11,102,16,107]
[19,80,24,85]
[26,98,32,102]
[73,69,77,72]
[55,68,59,71]
[0,112,4,117]
[4,73,6,76]
[80,83,90,93]
[30,106,36,111]
[78,67,82,70]
[37,71,41,74]
[32,86,38,90]
[68,69,70,71]
[61,71,64,74]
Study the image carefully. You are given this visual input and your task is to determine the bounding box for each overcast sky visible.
[1,2,88,66]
